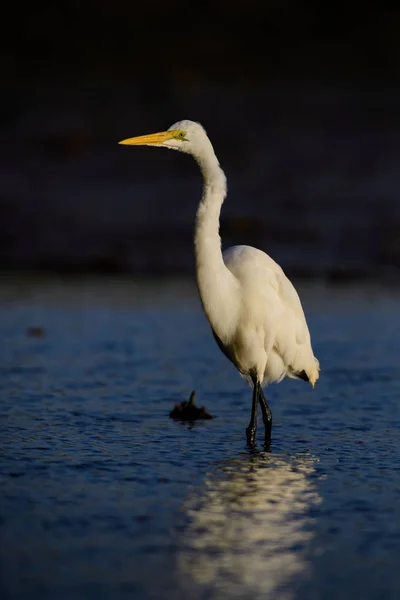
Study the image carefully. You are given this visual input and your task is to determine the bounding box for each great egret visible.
[119,120,319,447]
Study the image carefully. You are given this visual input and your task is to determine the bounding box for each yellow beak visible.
[118,130,176,146]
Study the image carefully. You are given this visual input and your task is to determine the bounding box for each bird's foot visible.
[245,426,257,447]
[263,437,272,452]
[263,420,272,451]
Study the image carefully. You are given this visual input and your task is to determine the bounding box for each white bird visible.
[119,120,319,447]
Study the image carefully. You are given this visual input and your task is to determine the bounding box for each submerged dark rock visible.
[169,391,213,421]
[26,326,46,338]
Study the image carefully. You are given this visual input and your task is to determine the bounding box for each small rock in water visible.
[169,391,213,421]
[26,326,46,338]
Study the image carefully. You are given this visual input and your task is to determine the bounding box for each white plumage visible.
[119,119,319,446]
[221,245,319,385]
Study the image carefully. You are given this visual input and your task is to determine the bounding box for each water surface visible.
[1,278,399,599]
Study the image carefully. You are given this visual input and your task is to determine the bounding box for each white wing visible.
[223,245,319,385]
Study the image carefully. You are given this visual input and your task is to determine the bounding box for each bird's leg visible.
[258,383,272,449]
[246,381,259,446]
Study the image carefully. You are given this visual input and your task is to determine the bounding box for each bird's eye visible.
[172,130,187,141]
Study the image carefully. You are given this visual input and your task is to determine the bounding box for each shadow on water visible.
[174,449,322,600]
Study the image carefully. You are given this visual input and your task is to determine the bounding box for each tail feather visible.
[293,358,320,388]
[309,357,320,388]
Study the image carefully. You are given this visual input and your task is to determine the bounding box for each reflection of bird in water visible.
[175,453,321,600]
[119,121,319,446]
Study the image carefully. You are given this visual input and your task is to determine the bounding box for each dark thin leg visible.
[258,384,272,448]
[246,381,259,446]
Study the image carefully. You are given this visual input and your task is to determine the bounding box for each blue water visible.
[0,278,399,600]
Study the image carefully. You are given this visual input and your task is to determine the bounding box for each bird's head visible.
[118,120,212,159]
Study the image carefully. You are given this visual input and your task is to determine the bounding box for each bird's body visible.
[119,120,319,446]
[218,244,319,387]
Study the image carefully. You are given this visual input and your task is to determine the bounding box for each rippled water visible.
[1,278,399,600]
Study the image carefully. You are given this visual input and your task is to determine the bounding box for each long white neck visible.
[194,143,239,342]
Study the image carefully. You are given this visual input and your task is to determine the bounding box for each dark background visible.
[1,2,400,279]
